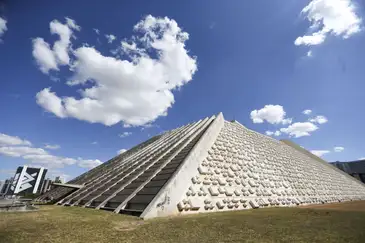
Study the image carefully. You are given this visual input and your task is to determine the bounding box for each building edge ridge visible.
[141,113,225,219]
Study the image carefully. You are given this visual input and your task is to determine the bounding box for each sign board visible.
[7,166,47,195]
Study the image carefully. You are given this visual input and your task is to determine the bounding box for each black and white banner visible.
[8,166,47,195]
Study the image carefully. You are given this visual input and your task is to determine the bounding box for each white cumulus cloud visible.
[295,0,362,46]
[265,131,274,136]
[310,150,330,157]
[50,19,75,65]
[35,15,197,127]
[0,17,7,39]
[32,18,80,74]
[334,146,344,152]
[23,154,75,167]
[0,146,47,157]
[119,132,132,138]
[78,159,102,169]
[118,149,127,154]
[282,118,293,125]
[280,122,318,138]
[250,105,291,125]
[274,131,281,136]
[309,115,328,124]
[302,109,312,115]
[0,133,32,146]
[251,105,328,138]
[105,34,116,43]
[93,28,100,35]
[36,88,67,118]
[265,130,281,137]
[0,133,100,169]
[32,38,59,73]
[65,17,81,31]
[44,144,60,150]
[295,32,326,46]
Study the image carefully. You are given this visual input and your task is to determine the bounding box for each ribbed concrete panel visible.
[37,131,165,202]
[82,122,201,208]
[121,118,213,214]
[36,112,365,219]
[99,119,210,211]
[62,124,191,206]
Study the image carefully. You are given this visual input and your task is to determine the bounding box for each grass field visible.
[1,201,365,243]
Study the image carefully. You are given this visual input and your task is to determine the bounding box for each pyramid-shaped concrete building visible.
[37,113,365,219]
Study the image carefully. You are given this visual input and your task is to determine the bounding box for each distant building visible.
[54,176,64,184]
[0,181,4,195]
[331,160,365,183]
[0,178,13,195]
[6,166,48,196]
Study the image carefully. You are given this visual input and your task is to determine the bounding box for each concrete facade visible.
[0,178,13,195]
[36,113,365,219]
[39,179,52,195]
[0,181,4,195]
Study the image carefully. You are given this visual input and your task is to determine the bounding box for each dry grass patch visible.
[1,202,365,243]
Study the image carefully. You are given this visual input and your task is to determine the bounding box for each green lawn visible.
[1,201,365,243]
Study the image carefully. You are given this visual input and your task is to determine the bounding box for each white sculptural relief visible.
[178,120,365,214]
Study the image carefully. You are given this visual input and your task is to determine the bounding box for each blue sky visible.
[1,0,365,181]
